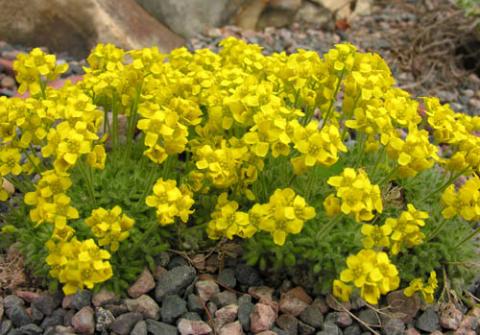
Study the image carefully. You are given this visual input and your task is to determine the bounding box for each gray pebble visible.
[161,295,187,323]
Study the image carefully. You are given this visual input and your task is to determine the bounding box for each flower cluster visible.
[46,237,112,295]
[326,168,382,222]
[441,176,480,221]
[404,271,438,304]
[334,249,399,304]
[85,206,135,251]
[208,188,315,245]
[146,178,195,225]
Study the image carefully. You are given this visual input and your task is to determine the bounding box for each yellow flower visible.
[333,279,352,302]
[323,194,341,217]
[85,206,135,252]
[441,176,480,221]
[361,223,391,249]
[338,249,399,304]
[87,145,106,169]
[404,271,437,304]
[0,147,22,176]
[146,178,194,225]
[327,168,382,222]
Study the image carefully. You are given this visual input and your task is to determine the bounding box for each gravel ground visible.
[1,1,480,334]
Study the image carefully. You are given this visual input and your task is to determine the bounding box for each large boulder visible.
[136,0,246,38]
[0,0,184,58]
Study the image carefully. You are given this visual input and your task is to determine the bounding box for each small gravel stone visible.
[168,255,189,269]
[439,302,463,330]
[250,303,277,333]
[179,311,202,321]
[177,318,212,335]
[30,304,44,322]
[343,324,361,335]
[0,319,12,335]
[128,268,156,298]
[155,265,196,302]
[105,303,129,317]
[155,252,171,267]
[238,295,254,331]
[92,289,119,307]
[325,311,352,328]
[95,307,115,332]
[249,286,275,303]
[71,290,92,310]
[63,309,75,327]
[386,290,420,323]
[195,280,220,302]
[71,306,95,335]
[41,308,66,329]
[187,294,204,313]
[280,287,312,316]
[358,309,380,329]
[299,303,324,328]
[318,322,342,335]
[235,264,262,286]
[125,294,161,320]
[384,318,405,335]
[5,302,32,327]
[276,313,299,335]
[15,323,43,335]
[110,311,143,335]
[0,76,15,89]
[298,320,316,335]
[326,294,351,312]
[161,294,188,323]
[212,290,237,307]
[215,304,239,329]
[415,307,440,333]
[3,295,24,309]
[131,320,148,335]
[32,294,60,316]
[147,319,178,335]
[219,321,244,335]
[217,268,237,288]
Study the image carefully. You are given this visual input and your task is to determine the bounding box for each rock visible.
[279,287,312,316]
[30,304,44,322]
[168,256,189,269]
[95,307,115,332]
[460,315,478,330]
[5,302,32,327]
[212,291,238,307]
[0,319,12,335]
[0,0,184,58]
[92,289,119,307]
[238,295,254,331]
[71,290,92,310]
[269,0,302,11]
[386,290,420,323]
[137,0,244,38]
[326,294,351,312]
[439,303,463,330]
[325,311,352,328]
[298,320,315,335]
[249,286,275,304]
[14,291,41,303]
[177,318,212,335]
[219,321,244,335]
[294,1,332,27]
[196,280,220,302]
[250,303,277,333]
[146,319,178,335]
[0,296,3,320]
[3,295,24,309]
[351,0,373,18]
[131,320,148,335]
[32,294,60,316]
[358,309,380,329]
[154,265,169,280]
[180,312,202,321]
[257,9,294,30]
[207,301,217,315]
[235,264,262,286]
[41,308,66,329]
[235,0,269,30]
[319,322,342,334]
[187,294,204,313]
[155,252,171,267]
[217,269,237,289]
[0,76,15,89]
[105,303,129,317]
[126,294,161,320]
[15,324,43,334]
[256,332,278,335]
[161,294,188,323]
[155,265,196,302]
[71,306,95,335]
[110,312,143,335]
[128,268,156,298]
[415,308,440,333]
[276,314,299,335]
[63,309,76,327]
[215,304,239,329]
[384,318,405,335]
[343,324,361,335]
